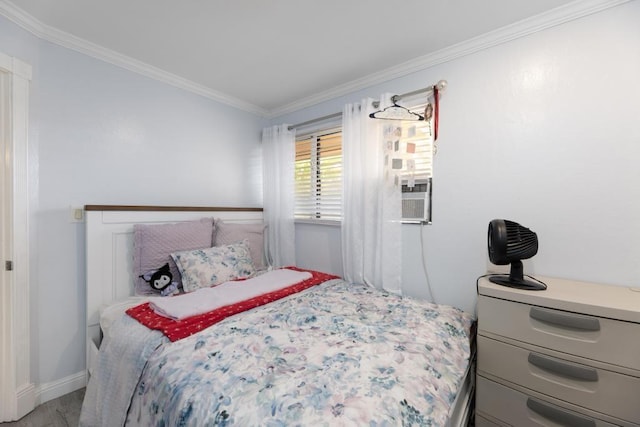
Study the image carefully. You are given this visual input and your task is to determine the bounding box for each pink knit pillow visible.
[133,218,214,295]
[214,220,266,270]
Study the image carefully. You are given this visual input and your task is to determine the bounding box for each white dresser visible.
[475,275,640,426]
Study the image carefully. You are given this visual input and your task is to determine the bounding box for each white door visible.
[0,52,34,422]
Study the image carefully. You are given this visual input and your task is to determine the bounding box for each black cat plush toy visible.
[139,262,179,296]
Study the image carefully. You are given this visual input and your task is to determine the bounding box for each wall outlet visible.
[69,206,84,223]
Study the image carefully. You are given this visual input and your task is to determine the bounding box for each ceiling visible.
[4,0,585,115]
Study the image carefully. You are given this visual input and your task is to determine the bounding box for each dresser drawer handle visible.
[527,398,596,427]
[529,307,600,331]
[528,353,599,382]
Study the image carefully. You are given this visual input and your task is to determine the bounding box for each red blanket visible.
[126,267,339,341]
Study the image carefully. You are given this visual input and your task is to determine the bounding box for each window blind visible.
[397,119,434,187]
[294,130,342,221]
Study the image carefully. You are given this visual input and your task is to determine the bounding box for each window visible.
[390,119,434,187]
[294,129,342,221]
[292,97,434,223]
[393,118,434,223]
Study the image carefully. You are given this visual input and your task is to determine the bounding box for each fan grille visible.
[503,220,538,259]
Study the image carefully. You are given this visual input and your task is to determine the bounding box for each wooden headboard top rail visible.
[85,205,263,212]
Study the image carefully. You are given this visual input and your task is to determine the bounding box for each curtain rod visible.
[288,111,343,131]
[288,80,447,131]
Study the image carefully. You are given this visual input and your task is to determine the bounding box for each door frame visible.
[0,51,34,422]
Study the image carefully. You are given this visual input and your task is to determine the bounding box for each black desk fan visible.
[487,219,547,290]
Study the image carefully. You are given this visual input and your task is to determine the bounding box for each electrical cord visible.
[420,223,437,304]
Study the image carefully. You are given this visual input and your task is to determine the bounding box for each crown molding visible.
[0,0,269,116]
[1,0,630,119]
[268,0,631,118]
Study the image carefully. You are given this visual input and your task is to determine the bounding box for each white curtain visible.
[342,96,403,294]
[262,124,296,267]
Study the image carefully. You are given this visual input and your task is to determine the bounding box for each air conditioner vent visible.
[401,192,431,223]
[400,178,432,223]
[402,197,425,220]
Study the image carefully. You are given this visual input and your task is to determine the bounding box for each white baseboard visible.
[36,371,86,405]
[15,383,36,421]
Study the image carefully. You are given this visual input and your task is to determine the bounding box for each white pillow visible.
[171,239,256,293]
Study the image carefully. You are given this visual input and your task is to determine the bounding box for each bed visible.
[80,205,476,427]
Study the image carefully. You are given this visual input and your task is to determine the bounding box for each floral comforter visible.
[120,278,474,426]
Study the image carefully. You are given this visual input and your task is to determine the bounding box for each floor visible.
[1,388,85,427]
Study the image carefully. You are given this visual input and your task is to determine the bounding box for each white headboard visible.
[85,205,263,375]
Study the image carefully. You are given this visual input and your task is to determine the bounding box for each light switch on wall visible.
[69,206,84,223]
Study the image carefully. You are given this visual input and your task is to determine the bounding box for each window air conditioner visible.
[401,179,432,223]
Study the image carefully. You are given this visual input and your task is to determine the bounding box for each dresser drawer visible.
[478,335,640,424]
[476,376,624,427]
[475,414,504,427]
[478,295,640,371]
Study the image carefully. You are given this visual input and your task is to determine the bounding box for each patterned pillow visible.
[171,239,256,293]
[214,220,266,270]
